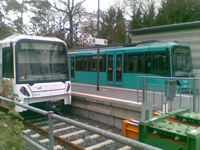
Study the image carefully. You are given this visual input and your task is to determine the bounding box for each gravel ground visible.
[24,112,124,150]
[64,112,122,134]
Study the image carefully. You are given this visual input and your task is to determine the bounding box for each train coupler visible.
[46,100,62,115]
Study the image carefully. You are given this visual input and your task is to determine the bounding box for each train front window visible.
[16,41,70,84]
[2,47,14,78]
[172,47,192,77]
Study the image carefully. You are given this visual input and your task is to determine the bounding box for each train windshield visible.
[172,47,192,77]
[16,41,70,85]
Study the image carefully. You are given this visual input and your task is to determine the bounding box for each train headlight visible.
[20,87,30,97]
[67,83,70,92]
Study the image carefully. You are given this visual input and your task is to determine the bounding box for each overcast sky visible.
[82,0,116,12]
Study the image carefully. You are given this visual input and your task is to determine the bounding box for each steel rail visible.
[18,117,84,150]
[53,113,162,150]
[0,96,162,150]
[0,104,84,150]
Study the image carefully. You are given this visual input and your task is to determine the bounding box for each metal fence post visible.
[189,78,192,110]
[193,78,197,112]
[137,77,139,103]
[142,77,145,103]
[180,86,182,109]
[48,111,54,150]
[198,87,200,112]
[145,84,148,102]
[161,85,163,109]
[153,84,155,108]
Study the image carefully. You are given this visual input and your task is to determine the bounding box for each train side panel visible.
[69,41,193,92]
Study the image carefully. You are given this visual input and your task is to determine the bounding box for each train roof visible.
[0,33,66,47]
[69,40,190,54]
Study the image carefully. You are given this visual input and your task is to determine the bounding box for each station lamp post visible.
[97,0,100,91]
[95,0,107,91]
[93,0,108,91]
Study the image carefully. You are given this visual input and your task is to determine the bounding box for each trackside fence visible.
[137,75,200,112]
[0,96,162,150]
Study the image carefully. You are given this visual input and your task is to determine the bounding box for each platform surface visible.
[71,82,194,111]
[71,82,142,107]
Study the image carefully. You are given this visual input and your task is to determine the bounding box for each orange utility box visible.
[122,118,139,139]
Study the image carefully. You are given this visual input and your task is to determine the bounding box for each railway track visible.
[21,111,134,150]
[0,96,161,150]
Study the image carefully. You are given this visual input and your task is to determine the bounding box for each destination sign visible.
[173,47,189,54]
[92,56,103,59]
[21,42,62,51]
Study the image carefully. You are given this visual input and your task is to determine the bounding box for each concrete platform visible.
[66,83,144,128]
[71,82,142,107]
[68,82,195,129]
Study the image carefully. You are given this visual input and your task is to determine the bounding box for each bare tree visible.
[52,11,69,40]
[52,0,86,48]
[78,12,98,46]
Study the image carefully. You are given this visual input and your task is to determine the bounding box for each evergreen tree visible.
[129,0,156,30]
[52,0,86,48]
[29,1,52,35]
[100,7,116,44]
[142,2,155,27]
[129,8,142,30]
[114,8,126,43]
[100,7,126,44]
[156,0,200,25]
[0,0,21,38]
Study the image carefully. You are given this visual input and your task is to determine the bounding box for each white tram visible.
[0,34,71,112]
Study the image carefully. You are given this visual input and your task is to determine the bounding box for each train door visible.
[106,51,123,86]
[145,53,151,74]
[70,56,75,81]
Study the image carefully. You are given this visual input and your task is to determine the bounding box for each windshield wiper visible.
[56,75,65,83]
[29,77,43,86]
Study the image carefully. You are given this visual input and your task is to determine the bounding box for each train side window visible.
[152,52,169,76]
[124,53,144,73]
[76,56,82,71]
[89,55,106,72]
[90,55,97,71]
[99,55,106,72]
[76,56,89,71]
[152,52,168,71]
[2,47,14,78]
[71,57,74,78]
[83,56,89,71]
